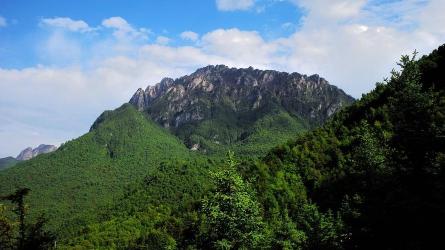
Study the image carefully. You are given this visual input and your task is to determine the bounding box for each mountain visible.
[0,156,18,170]
[0,65,355,248]
[1,45,443,249]
[16,144,57,161]
[60,45,445,249]
[0,144,57,171]
[130,65,354,155]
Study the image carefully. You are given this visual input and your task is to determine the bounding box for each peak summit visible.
[129,66,354,152]
[16,144,57,161]
[130,66,353,118]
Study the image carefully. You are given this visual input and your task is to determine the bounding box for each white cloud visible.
[180,31,199,41]
[277,0,445,96]
[418,0,445,37]
[0,16,6,27]
[0,58,176,157]
[40,17,92,32]
[38,30,83,64]
[201,29,279,68]
[156,36,171,45]
[216,0,255,11]
[102,16,150,40]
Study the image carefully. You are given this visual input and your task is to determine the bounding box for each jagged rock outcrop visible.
[129,65,354,151]
[130,65,354,127]
[129,78,175,111]
[16,144,57,161]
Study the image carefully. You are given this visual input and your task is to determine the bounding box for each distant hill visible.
[16,144,57,161]
[1,144,57,171]
[0,156,18,170]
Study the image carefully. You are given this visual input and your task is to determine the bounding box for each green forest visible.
[1,44,444,249]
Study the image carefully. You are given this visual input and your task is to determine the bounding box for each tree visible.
[200,151,266,249]
[1,188,54,250]
[0,203,16,250]
[2,188,30,249]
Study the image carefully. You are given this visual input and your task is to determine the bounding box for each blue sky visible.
[0,0,444,157]
[0,0,303,68]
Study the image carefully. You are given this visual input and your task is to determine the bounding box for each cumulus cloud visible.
[0,16,6,27]
[180,31,199,41]
[40,17,93,32]
[38,31,83,65]
[0,58,180,157]
[278,0,445,96]
[216,0,255,11]
[102,16,150,40]
[156,36,171,45]
[201,29,279,67]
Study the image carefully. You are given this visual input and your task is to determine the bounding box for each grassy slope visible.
[0,104,192,235]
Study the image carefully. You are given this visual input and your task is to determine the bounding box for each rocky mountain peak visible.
[130,65,354,130]
[16,144,57,161]
[193,64,229,76]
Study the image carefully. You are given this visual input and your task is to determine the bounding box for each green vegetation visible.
[0,104,193,236]
[252,46,445,249]
[1,188,55,250]
[199,151,266,249]
[177,108,308,156]
[1,44,444,249]
[145,78,318,157]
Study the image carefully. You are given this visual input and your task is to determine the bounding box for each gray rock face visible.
[129,65,355,128]
[16,144,57,161]
[129,78,175,111]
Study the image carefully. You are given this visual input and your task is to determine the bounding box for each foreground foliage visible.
[1,188,54,250]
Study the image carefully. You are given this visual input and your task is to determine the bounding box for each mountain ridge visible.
[0,144,57,170]
[129,65,354,154]
[130,65,354,126]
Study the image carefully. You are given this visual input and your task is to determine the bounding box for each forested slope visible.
[0,104,193,235]
[252,45,445,249]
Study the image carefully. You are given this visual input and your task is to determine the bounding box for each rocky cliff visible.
[16,144,57,161]
[131,65,354,125]
[129,65,354,153]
